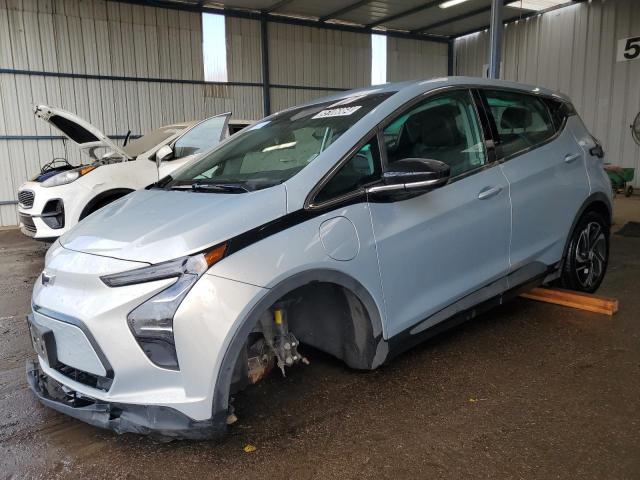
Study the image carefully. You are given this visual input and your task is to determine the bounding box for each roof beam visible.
[318,0,372,22]
[451,0,584,38]
[262,0,295,14]
[412,5,492,34]
[413,0,570,35]
[366,0,441,29]
[110,0,450,42]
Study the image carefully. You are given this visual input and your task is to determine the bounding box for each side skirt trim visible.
[386,263,554,361]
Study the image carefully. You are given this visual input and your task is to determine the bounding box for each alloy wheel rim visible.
[575,221,607,289]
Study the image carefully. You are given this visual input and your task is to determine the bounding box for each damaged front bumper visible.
[26,360,227,440]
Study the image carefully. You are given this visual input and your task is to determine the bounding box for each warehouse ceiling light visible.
[506,0,572,11]
[440,0,472,8]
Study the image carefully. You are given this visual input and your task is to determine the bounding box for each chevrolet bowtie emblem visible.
[41,271,55,286]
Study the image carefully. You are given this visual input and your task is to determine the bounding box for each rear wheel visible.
[560,210,609,293]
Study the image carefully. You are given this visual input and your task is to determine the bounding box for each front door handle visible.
[478,185,503,200]
[564,153,581,163]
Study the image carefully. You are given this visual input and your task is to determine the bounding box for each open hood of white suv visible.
[34,105,133,160]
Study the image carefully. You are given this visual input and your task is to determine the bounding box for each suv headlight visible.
[100,243,227,370]
[41,165,97,187]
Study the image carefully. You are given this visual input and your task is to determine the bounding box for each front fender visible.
[206,268,388,431]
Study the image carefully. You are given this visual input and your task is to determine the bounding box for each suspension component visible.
[258,304,308,377]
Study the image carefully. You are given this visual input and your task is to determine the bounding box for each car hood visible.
[35,104,132,160]
[60,186,288,264]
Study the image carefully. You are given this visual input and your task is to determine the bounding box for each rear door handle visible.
[564,153,581,163]
[478,185,503,200]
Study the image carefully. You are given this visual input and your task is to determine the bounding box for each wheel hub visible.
[575,221,607,289]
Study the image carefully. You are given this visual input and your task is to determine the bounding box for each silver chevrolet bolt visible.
[27,77,611,439]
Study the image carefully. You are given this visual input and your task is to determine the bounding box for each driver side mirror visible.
[367,158,450,198]
[155,145,174,168]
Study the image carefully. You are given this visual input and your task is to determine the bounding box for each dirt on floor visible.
[1,197,640,480]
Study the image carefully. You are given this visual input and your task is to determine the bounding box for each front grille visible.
[54,363,113,391]
[19,214,36,234]
[18,190,35,209]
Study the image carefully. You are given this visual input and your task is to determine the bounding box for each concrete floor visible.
[1,197,639,479]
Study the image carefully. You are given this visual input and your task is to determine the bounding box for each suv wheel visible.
[560,210,609,293]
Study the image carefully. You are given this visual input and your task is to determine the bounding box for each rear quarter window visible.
[544,98,576,131]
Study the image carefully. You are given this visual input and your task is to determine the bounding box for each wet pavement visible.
[1,197,639,479]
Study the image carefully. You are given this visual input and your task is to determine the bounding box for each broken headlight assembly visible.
[100,243,227,370]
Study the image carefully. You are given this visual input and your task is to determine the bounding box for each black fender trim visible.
[211,269,387,424]
[79,188,134,220]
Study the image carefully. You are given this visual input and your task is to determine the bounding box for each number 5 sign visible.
[617,36,640,62]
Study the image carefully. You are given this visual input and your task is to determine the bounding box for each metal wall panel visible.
[387,36,448,82]
[225,16,262,83]
[0,0,450,226]
[454,0,640,187]
[0,0,222,226]
[268,22,372,90]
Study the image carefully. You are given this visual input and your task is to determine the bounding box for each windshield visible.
[160,92,393,192]
[122,124,191,158]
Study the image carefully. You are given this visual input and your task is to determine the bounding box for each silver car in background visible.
[26,77,611,439]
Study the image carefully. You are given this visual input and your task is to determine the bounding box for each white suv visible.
[17,105,243,240]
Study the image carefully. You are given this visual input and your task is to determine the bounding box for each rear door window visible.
[483,90,556,158]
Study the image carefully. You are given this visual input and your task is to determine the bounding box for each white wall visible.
[387,36,448,82]
[454,0,640,187]
[0,0,448,226]
[0,0,253,226]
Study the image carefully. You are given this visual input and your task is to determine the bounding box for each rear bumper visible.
[26,360,227,440]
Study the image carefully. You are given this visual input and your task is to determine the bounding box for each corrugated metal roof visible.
[136,0,581,38]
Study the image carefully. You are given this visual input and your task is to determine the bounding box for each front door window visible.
[383,90,486,178]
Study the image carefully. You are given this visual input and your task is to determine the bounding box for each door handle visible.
[478,185,503,200]
[564,153,581,163]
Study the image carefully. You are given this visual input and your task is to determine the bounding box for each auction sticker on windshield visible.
[312,106,362,119]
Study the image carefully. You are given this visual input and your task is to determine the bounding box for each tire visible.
[560,210,610,293]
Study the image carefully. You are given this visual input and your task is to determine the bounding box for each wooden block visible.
[519,287,618,316]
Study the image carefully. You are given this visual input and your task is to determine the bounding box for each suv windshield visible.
[160,92,393,192]
[122,124,191,158]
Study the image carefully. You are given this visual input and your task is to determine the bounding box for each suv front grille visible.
[18,190,35,209]
[19,214,36,234]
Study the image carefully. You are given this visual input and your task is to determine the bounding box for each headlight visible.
[100,243,227,370]
[41,165,97,187]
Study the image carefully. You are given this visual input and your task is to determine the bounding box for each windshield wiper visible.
[190,181,250,193]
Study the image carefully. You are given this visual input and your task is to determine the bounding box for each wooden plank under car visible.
[520,287,618,316]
